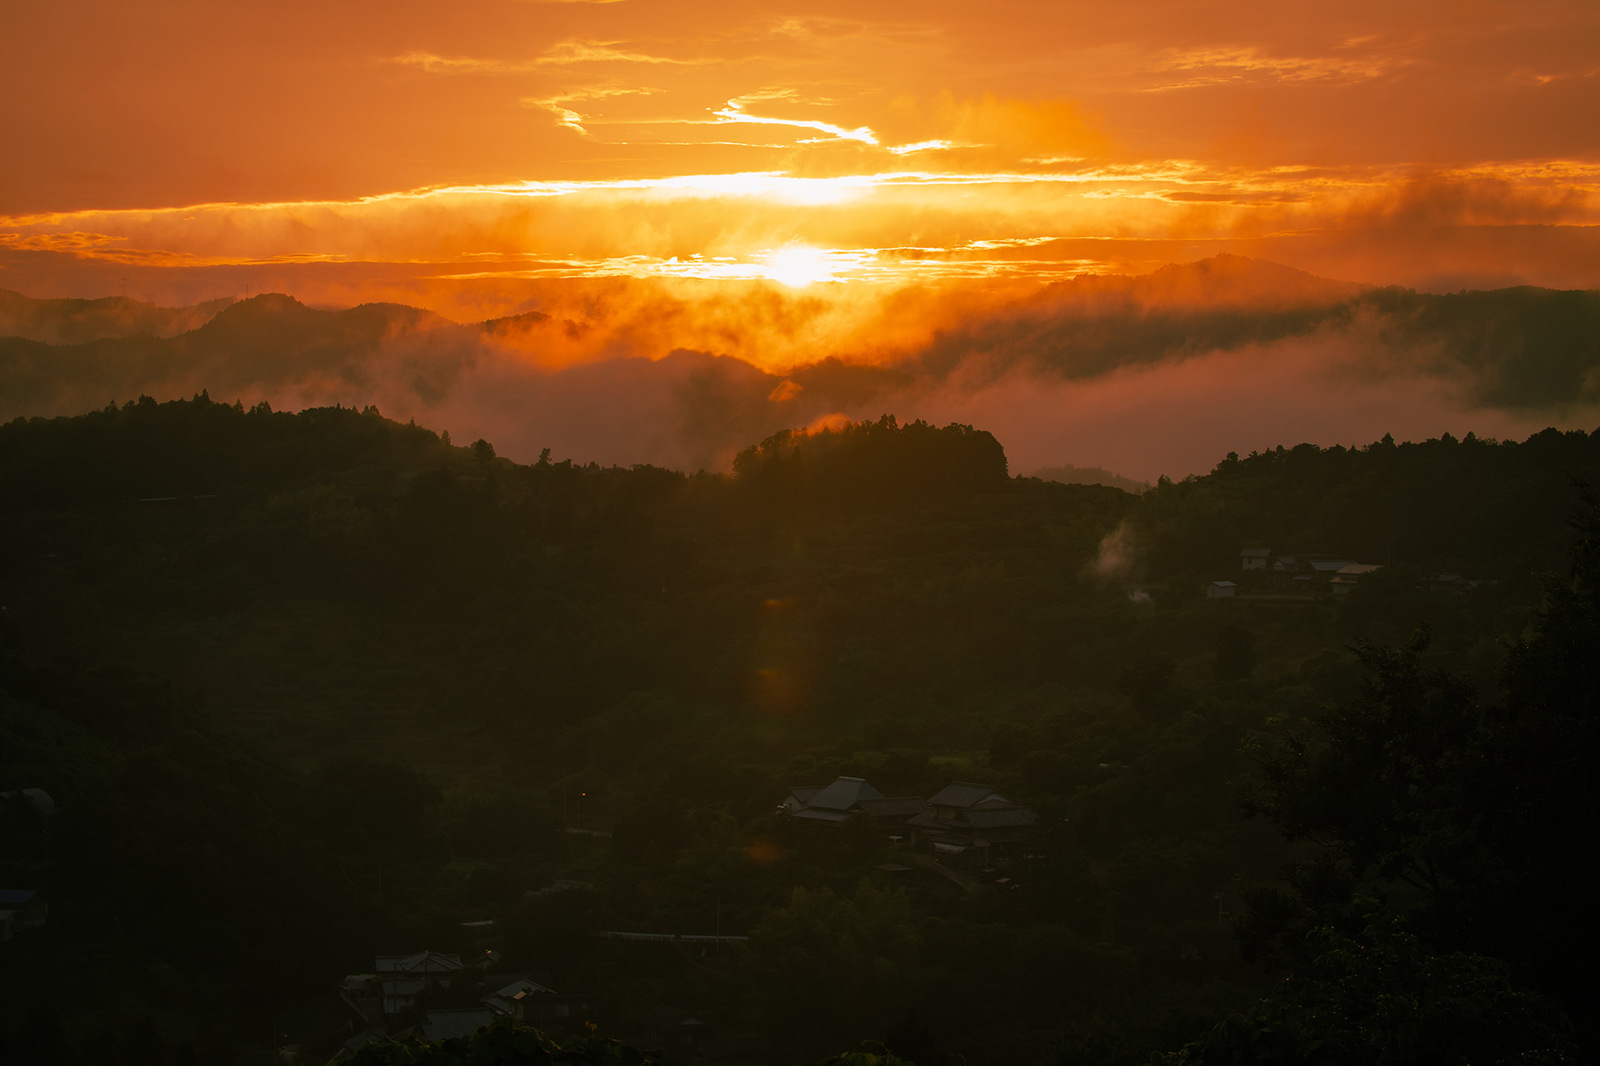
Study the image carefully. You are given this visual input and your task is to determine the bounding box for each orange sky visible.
[2,1,1598,474]
[4,0,1596,294]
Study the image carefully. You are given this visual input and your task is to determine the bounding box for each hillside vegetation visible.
[2,397,1597,1064]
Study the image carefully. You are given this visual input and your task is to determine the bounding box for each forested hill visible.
[5,396,1597,574]
[1137,429,1600,583]
[3,399,1599,1064]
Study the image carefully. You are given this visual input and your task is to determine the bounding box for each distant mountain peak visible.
[1038,254,1368,312]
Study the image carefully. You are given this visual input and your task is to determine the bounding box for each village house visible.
[778,776,926,824]
[1239,547,1271,571]
[0,788,56,818]
[1205,580,1237,598]
[0,888,46,940]
[340,953,595,1049]
[906,782,1038,857]
[485,975,595,1026]
[778,777,1037,858]
[1267,552,1358,588]
[370,949,498,1016]
[1330,563,1383,597]
[1243,549,1369,593]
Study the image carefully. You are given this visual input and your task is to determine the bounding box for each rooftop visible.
[806,776,885,811]
[927,782,1004,809]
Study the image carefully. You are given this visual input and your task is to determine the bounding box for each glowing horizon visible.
[2,0,1597,477]
[3,0,1597,302]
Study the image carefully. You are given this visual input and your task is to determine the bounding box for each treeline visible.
[1138,430,1600,583]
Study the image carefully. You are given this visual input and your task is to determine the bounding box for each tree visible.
[345,1020,653,1065]
[1223,494,1600,1056]
[1158,916,1574,1065]
[743,880,923,1054]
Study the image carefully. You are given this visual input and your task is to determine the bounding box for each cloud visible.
[710,98,878,146]
[521,86,665,135]
[536,40,706,66]
[1343,171,1600,228]
[4,255,1595,486]
[887,256,1600,427]
[1144,44,1406,91]
[391,40,704,78]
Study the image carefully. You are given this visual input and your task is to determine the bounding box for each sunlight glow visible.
[756,245,844,287]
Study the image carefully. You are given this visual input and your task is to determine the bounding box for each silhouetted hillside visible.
[0,288,232,344]
[4,399,1600,1063]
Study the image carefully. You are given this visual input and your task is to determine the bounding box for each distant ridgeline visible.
[1031,464,1152,495]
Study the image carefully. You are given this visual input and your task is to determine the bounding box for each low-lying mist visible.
[2,256,1595,479]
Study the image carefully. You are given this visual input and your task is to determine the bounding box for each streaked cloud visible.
[709,99,879,146]
[393,41,706,75]
[1145,44,1407,91]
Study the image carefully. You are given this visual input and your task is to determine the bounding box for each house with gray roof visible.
[909,782,1038,855]
[372,949,498,1016]
[0,889,46,940]
[1330,563,1383,597]
[778,776,924,823]
[777,777,1037,856]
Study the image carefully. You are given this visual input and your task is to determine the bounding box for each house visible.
[374,950,466,1016]
[776,777,1038,857]
[1239,547,1271,571]
[779,776,922,823]
[857,796,928,823]
[1206,580,1237,598]
[482,976,558,1015]
[0,789,56,817]
[1330,563,1382,597]
[481,975,593,1025]
[778,776,881,822]
[338,973,382,1026]
[1262,552,1359,591]
[906,782,1038,856]
[0,889,46,940]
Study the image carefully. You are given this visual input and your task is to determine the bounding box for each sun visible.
[757,244,840,288]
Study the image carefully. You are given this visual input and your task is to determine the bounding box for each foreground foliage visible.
[2,398,1598,1063]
